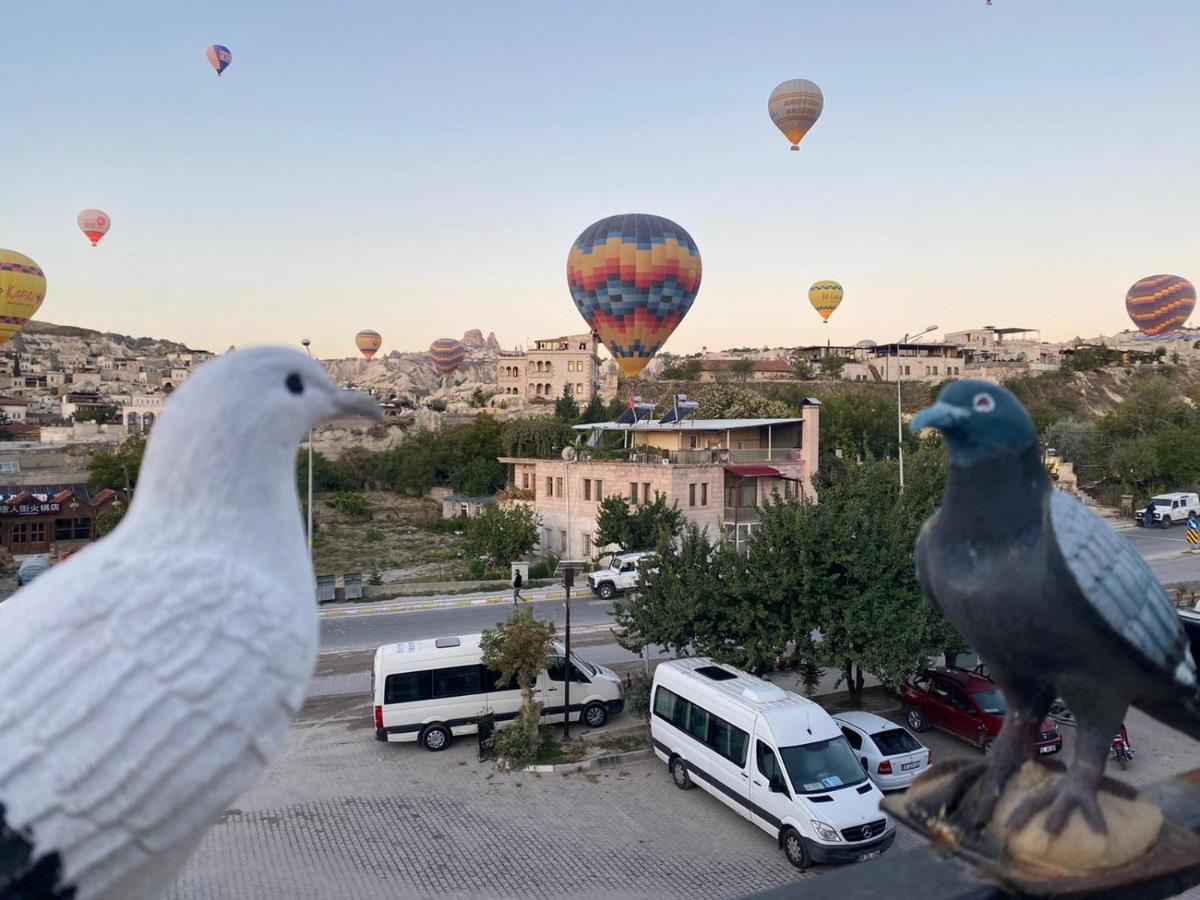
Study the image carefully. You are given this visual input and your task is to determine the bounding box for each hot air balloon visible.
[355,329,382,360]
[769,79,824,151]
[1125,274,1196,337]
[429,338,466,378]
[808,280,843,323]
[206,44,232,76]
[567,213,702,379]
[0,250,47,349]
[77,209,110,247]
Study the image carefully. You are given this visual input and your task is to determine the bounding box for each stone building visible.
[496,333,601,404]
[0,484,125,559]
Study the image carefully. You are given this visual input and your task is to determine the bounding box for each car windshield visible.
[972,688,1006,715]
[1153,499,1173,507]
[779,736,868,794]
[871,728,922,756]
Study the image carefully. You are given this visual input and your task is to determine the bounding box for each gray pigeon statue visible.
[0,347,380,899]
[910,379,1200,836]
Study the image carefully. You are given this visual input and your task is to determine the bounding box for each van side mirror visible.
[770,776,789,796]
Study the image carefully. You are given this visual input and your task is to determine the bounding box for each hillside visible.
[12,320,203,359]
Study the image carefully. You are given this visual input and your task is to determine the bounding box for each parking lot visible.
[166,686,1200,900]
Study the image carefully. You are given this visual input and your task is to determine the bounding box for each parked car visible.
[900,668,1062,757]
[833,711,931,791]
[587,551,656,600]
[16,555,51,587]
[1135,492,1200,528]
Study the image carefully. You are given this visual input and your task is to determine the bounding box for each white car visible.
[833,711,931,791]
[587,551,656,600]
[1135,492,1200,528]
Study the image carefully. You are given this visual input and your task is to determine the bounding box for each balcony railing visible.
[723,506,759,524]
[663,448,803,465]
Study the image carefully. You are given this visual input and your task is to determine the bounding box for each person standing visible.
[512,569,524,605]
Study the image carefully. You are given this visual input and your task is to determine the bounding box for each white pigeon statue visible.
[0,347,380,899]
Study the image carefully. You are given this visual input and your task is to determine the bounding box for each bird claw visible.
[1007,776,1107,836]
[908,760,989,827]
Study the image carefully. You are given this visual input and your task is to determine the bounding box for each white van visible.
[651,659,895,869]
[373,634,625,750]
[587,551,655,600]
[1136,492,1200,528]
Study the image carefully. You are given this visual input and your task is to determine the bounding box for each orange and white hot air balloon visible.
[769,79,824,151]
[77,209,111,247]
[355,329,383,360]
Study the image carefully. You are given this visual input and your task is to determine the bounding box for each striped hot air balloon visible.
[567,213,702,379]
[1125,275,1196,337]
[808,280,843,323]
[355,329,382,360]
[429,338,466,378]
[0,249,47,349]
[769,79,824,151]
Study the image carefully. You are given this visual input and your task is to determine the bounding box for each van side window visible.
[546,656,589,683]
[384,670,432,704]
[709,716,749,766]
[654,686,684,727]
[841,726,863,751]
[686,704,710,743]
[756,741,784,786]
[653,686,748,766]
[432,665,484,698]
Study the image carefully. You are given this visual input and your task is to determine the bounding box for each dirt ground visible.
[312,491,466,581]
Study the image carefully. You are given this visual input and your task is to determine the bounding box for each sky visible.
[3,1,1199,360]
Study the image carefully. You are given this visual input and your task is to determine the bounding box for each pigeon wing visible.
[1048,490,1197,691]
[0,549,315,897]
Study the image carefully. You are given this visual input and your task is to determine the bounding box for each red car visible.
[900,668,1062,757]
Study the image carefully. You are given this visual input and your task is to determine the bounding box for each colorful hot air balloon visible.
[429,338,466,378]
[1125,274,1196,337]
[0,250,47,349]
[567,213,702,379]
[808,280,843,323]
[769,79,824,151]
[206,44,232,76]
[77,209,110,247]
[355,329,382,360]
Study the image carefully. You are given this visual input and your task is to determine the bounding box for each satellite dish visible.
[561,446,577,461]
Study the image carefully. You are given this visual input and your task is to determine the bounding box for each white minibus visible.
[373,634,624,751]
[651,658,895,869]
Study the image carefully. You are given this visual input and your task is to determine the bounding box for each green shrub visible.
[466,558,487,580]
[492,721,540,770]
[624,673,652,722]
[528,555,559,579]
[325,491,371,519]
[364,528,383,542]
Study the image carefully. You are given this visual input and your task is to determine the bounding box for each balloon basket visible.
[790,145,799,151]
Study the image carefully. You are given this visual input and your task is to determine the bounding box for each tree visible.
[1043,418,1102,478]
[791,358,815,380]
[594,493,685,553]
[818,355,848,378]
[694,384,792,419]
[579,393,607,424]
[450,456,505,496]
[465,504,540,570]
[88,434,148,491]
[296,448,357,494]
[480,607,557,749]
[729,358,755,382]
[663,358,704,381]
[73,405,119,424]
[502,417,575,458]
[94,503,127,537]
[554,385,580,422]
[0,409,14,442]
[818,387,906,463]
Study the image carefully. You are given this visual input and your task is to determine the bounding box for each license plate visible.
[901,761,920,771]
[1039,745,1058,754]
[857,850,881,863]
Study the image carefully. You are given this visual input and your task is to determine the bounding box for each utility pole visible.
[302,338,313,558]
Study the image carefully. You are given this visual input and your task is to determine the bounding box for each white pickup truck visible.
[1136,492,1200,528]
[587,551,656,601]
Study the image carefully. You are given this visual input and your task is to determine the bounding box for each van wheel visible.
[1161,517,1173,529]
[781,827,811,869]
[598,582,616,600]
[583,702,608,729]
[421,724,451,752]
[905,706,928,733]
[670,757,693,790]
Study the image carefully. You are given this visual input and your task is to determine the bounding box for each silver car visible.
[833,711,930,791]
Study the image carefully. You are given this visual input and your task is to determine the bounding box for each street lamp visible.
[302,339,313,557]
[896,325,938,492]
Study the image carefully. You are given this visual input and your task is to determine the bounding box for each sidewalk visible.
[318,585,578,618]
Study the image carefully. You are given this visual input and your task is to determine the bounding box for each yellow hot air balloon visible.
[769,79,824,151]
[355,329,382,360]
[809,280,843,323]
[0,249,47,348]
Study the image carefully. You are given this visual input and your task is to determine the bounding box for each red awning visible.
[724,465,784,478]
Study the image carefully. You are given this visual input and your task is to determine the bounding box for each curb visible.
[319,589,572,618]
[524,747,653,774]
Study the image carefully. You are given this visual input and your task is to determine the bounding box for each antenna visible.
[659,394,699,425]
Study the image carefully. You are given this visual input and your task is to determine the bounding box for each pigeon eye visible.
[973,392,995,413]
[285,373,304,395]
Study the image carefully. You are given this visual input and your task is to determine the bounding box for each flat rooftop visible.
[573,415,811,433]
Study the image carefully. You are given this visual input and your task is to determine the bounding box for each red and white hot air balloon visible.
[77,209,111,247]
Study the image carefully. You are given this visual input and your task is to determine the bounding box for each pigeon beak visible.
[334,388,383,422]
[910,401,967,434]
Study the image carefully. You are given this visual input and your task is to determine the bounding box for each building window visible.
[689,483,696,507]
[701,483,708,506]
[595,479,603,498]
[10,522,29,545]
[584,479,592,501]
[629,482,639,505]
[555,477,563,497]
[643,482,651,504]
[546,476,553,497]
[522,473,530,490]
[559,530,567,551]
[576,383,583,394]
[54,518,73,541]
[28,522,45,545]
